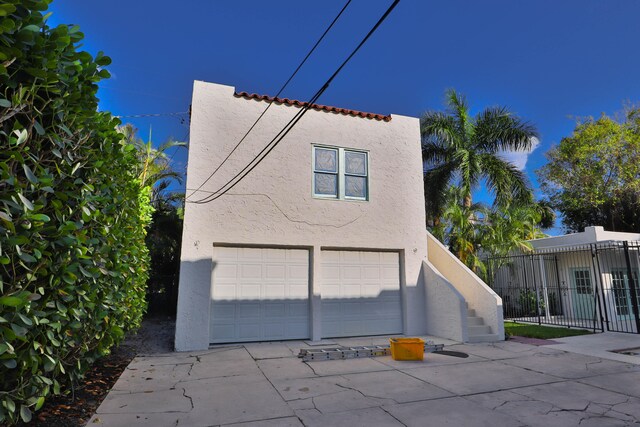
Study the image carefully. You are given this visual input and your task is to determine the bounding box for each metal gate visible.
[485,241,640,334]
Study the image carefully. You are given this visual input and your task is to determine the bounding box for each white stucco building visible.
[175,81,503,351]
[489,226,640,334]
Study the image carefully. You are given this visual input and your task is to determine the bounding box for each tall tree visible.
[120,124,186,315]
[421,89,539,224]
[119,123,185,207]
[537,107,640,232]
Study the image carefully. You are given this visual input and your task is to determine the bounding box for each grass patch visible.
[505,321,593,339]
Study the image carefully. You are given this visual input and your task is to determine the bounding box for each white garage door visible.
[321,250,402,338]
[210,247,309,343]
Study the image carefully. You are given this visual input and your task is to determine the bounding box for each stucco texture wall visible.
[175,81,429,350]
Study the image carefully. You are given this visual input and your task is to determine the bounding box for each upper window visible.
[313,146,368,201]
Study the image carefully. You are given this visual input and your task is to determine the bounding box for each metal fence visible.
[485,241,640,334]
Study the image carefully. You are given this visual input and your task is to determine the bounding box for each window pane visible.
[345,151,366,175]
[314,173,337,196]
[345,175,367,198]
[315,148,337,173]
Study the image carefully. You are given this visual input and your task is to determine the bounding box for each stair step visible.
[467,309,476,317]
[468,334,500,343]
[468,325,492,335]
[467,316,484,326]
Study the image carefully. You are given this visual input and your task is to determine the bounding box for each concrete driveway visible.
[88,334,640,426]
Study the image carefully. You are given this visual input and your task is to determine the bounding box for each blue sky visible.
[48,1,640,235]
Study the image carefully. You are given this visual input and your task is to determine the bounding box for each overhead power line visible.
[115,111,189,119]
[185,0,353,201]
[189,0,401,205]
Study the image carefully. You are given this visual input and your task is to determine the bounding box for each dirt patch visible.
[21,316,175,426]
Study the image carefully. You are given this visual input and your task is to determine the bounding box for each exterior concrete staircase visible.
[467,304,500,343]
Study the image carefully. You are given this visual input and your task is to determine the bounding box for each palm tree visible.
[119,123,186,207]
[422,89,539,224]
[438,186,488,272]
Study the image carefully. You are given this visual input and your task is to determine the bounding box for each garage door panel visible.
[211,303,236,320]
[342,266,362,280]
[288,302,309,317]
[241,247,263,260]
[383,266,399,280]
[237,303,261,319]
[265,264,286,279]
[288,265,308,280]
[263,302,285,317]
[210,247,310,343]
[321,251,402,338]
[263,284,286,298]
[288,284,309,299]
[214,284,238,299]
[286,322,309,337]
[239,284,261,299]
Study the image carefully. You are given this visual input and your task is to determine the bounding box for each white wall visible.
[421,260,467,342]
[175,81,429,350]
[427,232,505,341]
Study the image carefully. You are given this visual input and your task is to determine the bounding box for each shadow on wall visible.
[179,258,406,344]
[209,290,403,344]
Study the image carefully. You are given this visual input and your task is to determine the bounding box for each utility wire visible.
[190,86,327,204]
[185,0,352,201]
[115,111,189,119]
[189,0,400,205]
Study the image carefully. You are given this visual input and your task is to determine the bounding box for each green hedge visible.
[0,1,150,423]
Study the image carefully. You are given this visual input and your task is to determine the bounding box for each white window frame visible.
[312,145,369,201]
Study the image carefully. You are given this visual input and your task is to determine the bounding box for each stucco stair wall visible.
[426,231,504,343]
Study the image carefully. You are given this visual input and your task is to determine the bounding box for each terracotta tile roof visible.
[234,91,392,122]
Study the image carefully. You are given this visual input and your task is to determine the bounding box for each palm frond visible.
[420,111,458,148]
[474,106,539,152]
[424,164,456,221]
[445,89,473,144]
[479,153,533,206]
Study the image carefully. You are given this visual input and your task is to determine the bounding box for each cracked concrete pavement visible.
[88,335,640,426]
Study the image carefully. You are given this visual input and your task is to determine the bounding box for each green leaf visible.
[0,296,22,306]
[15,129,28,145]
[0,343,8,355]
[11,323,28,336]
[18,252,37,263]
[43,355,55,372]
[5,397,15,412]
[17,313,32,326]
[30,213,50,222]
[0,211,11,222]
[0,99,10,108]
[0,4,16,17]
[2,359,17,369]
[17,193,34,211]
[20,405,32,423]
[23,164,38,184]
[33,121,45,136]
[35,397,45,411]
[22,24,40,32]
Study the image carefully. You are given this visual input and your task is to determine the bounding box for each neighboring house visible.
[175,81,503,351]
[488,226,640,334]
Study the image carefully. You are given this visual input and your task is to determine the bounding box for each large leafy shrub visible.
[0,1,150,423]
